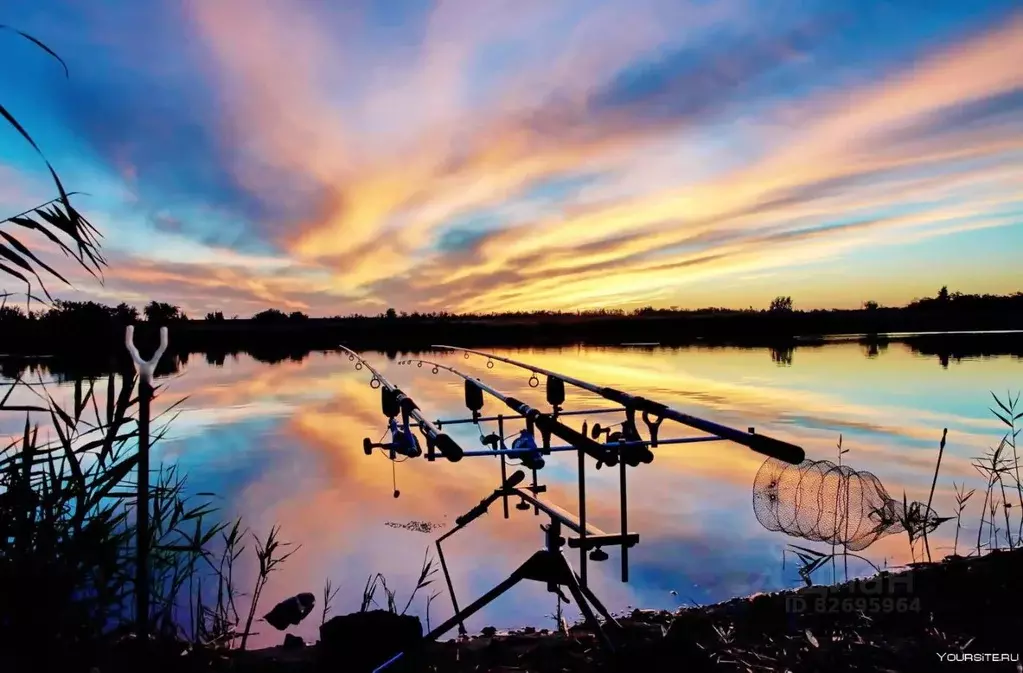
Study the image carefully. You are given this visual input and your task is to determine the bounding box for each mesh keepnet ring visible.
[751,457,942,552]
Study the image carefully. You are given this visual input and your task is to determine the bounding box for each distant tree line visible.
[0,299,188,327]
[1,286,1020,327]
[1,286,1021,364]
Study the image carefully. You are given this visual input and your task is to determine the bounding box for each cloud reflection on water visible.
[2,343,1018,646]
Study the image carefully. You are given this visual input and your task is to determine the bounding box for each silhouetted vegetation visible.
[0,333,1018,385]
[769,295,794,312]
[0,30,104,300]
[2,289,1021,372]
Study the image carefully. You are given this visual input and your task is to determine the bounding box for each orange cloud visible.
[215,9,1021,313]
[8,6,1022,317]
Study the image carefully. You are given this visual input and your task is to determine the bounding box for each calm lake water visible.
[2,342,1020,646]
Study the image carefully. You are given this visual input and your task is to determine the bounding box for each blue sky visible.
[1,0,1020,315]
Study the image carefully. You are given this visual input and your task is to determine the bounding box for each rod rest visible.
[567,533,640,550]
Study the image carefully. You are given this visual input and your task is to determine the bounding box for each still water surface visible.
[3,343,1020,646]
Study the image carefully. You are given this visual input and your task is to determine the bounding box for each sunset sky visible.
[1,0,1020,317]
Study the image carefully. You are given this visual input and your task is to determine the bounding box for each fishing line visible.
[404,357,517,453]
[372,427,410,498]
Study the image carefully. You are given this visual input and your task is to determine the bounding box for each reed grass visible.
[239,525,298,651]
[972,437,1012,554]
[951,482,975,557]
[787,543,880,586]
[0,372,303,668]
[1,27,105,301]
[921,428,947,562]
[359,549,438,617]
[831,434,849,582]
[989,392,1022,543]
[846,391,1016,564]
[1,373,145,663]
[784,416,990,584]
[321,578,341,626]
[425,589,440,633]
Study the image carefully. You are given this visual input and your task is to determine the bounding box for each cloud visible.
[0,164,49,214]
[180,1,829,281]
[3,2,1020,315]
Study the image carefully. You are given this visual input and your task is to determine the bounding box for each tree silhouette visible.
[769,296,794,312]
[385,307,397,319]
[863,300,879,311]
[937,286,949,302]
[144,301,183,322]
[0,304,23,323]
[252,308,288,323]
[113,302,138,323]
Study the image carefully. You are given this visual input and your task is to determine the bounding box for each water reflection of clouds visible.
[1,345,1018,646]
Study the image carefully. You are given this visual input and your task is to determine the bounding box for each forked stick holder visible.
[125,325,168,387]
[124,324,167,641]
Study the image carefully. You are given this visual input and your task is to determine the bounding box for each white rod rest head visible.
[125,324,170,387]
[125,325,141,363]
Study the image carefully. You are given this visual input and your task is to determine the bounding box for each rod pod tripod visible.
[427,470,638,652]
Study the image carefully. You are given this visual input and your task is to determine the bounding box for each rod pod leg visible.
[424,549,618,654]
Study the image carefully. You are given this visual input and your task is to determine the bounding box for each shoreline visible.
[1,330,1019,381]
[227,547,1023,672]
[2,295,1023,361]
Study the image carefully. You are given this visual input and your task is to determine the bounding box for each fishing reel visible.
[511,429,545,471]
[362,417,422,499]
[464,375,547,468]
[472,382,545,471]
[589,420,640,444]
[585,409,655,468]
[361,386,426,498]
[364,387,424,457]
[362,417,423,459]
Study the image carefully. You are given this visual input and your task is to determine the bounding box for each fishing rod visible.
[432,345,805,465]
[339,346,463,464]
[360,348,807,672]
[403,357,658,588]
[401,358,623,468]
